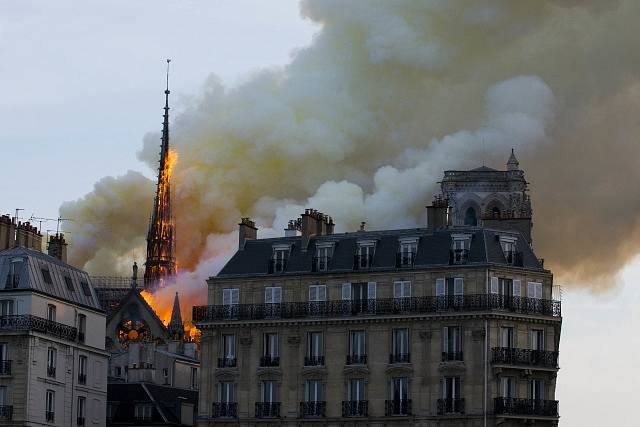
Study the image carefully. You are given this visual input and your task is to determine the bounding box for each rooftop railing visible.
[194,294,561,324]
[0,315,78,341]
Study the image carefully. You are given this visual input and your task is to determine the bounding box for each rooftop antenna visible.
[165,58,171,94]
[29,215,56,233]
[15,208,24,222]
[481,137,486,167]
[56,217,74,234]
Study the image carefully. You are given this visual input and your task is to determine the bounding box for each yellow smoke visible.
[61,0,640,291]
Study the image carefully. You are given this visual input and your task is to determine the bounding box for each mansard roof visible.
[0,246,102,311]
[215,227,545,279]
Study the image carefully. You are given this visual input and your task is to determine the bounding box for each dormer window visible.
[5,257,23,289]
[397,238,418,268]
[270,245,290,274]
[498,235,521,266]
[314,242,334,272]
[450,234,471,265]
[355,240,376,270]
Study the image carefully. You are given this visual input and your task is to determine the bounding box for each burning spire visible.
[144,59,177,292]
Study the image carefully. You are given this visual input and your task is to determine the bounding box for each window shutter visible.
[513,280,521,297]
[537,283,543,299]
[319,285,326,301]
[274,287,282,303]
[403,281,411,297]
[367,282,377,300]
[223,289,231,305]
[436,278,445,296]
[231,289,239,304]
[342,283,351,300]
[393,282,402,298]
[309,286,317,301]
[454,278,464,295]
[443,327,449,352]
[528,282,542,299]
[265,287,272,303]
[490,277,499,294]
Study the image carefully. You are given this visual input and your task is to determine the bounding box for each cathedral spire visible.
[168,291,184,340]
[507,148,520,171]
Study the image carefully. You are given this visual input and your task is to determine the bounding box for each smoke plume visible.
[61,0,640,294]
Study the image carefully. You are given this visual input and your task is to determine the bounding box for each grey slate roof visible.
[217,227,544,278]
[0,246,102,311]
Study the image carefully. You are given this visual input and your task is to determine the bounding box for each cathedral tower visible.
[144,59,177,291]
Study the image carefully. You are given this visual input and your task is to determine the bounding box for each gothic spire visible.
[507,148,520,171]
[168,291,184,340]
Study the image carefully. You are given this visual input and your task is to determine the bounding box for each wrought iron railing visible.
[492,347,559,368]
[353,254,373,270]
[494,397,559,417]
[212,402,237,418]
[268,258,288,274]
[0,406,12,421]
[504,251,524,267]
[259,355,280,367]
[255,402,280,418]
[385,399,411,416]
[395,252,415,268]
[0,315,77,341]
[312,257,331,272]
[47,366,56,377]
[194,294,561,323]
[300,401,326,417]
[46,411,55,422]
[437,398,465,415]
[0,360,11,375]
[442,351,464,362]
[346,354,367,365]
[449,249,469,265]
[389,353,410,364]
[342,400,368,417]
[218,357,237,368]
[304,356,325,366]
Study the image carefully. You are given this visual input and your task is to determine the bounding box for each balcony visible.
[492,347,558,369]
[46,411,55,422]
[194,294,561,324]
[385,399,411,416]
[304,356,325,366]
[77,416,85,426]
[78,332,85,343]
[437,398,465,415]
[395,252,415,268]
[259,355,280,367]
[346,354,367,365]
[47,366,56,378]
[212,402,237,418]
[0,360,11,375]
[442,351,464,362]
[255,402,280,418]
[494,397,559,417]
[300,401,326,417]
[218,357,237,368]
[78,373,87,384]
[353,254,373,270]
[312,257,331,272]
[449,249,469,265]
[389,353,410,364]
[0,406,12,421]
[503,250,524,267]
[268,258,287,274]
[0,315,77,341]
[342,400,368,417]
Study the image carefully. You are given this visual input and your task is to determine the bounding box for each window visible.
[45,390,55,422]
[41,268,53,285]
[262,333,279,366]
[356,242,375,269]
[77,396,86,426]
[78,355,87,384]
[106,402,118,420]
[5,257,23,289]
[134,404,153,421]
[305,379,323,402]
[306,332,324,365]
[348,330,366,364]
[64,276,74,292]
[342,282,376,313]
[220,334,236,365]
[0,300,14,316]
[398,239,418,267]
[265,287,282,304]
[500,327,514,348]
[436,278,463,297]
[500,377,516,398]
[78,314,86,343]
[450,235,471,264]
[391,328,409,363]
[262,381,278,403]
[527,282,543,299]
[442,377,461,412]
[529,379,544,400]
[162,368,168,382]
[315,244,333,271]
[443,327,462,361]
[391,377,408,403]
[393,281,411,299]
[0,385,6,406]
[115,366,122,377]
[218,382,235,403]
[530,329,544,351]
[191,367,198,389]
[223,288,239,305]
[47,304,56,322]
[47,347,57,377]
[308,284,326,302]
[0,343,7,369]
[271,246,289,273]
[464,207,477,226]
[348,378,365,401]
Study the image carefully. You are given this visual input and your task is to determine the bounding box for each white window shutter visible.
[491,277,499,294]
[265,287,272,303]
[513,280,521,297]
[319,285,327,301]
[436,278,445,296]
[274,287,282,303]
[342,283,352,300]
[454,278,464,295]
[223,289,231,305]
[404,281,411,297]
[536,283,543,299]
[368,282,377,300]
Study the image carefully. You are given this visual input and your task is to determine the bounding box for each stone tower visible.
[168,292,185,341]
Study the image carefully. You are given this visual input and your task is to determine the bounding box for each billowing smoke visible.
[61,0,640,294]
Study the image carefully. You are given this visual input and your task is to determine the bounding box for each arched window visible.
[491,207,501,218]
[464,207,477,226]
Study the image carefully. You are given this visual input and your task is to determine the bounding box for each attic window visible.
[41,268,53,285]
[64,276,74,292]
[270,244,290,274]
[450,234,471,265]
[498,235,522,266]
[5,257,24,289]
[355,240,376,270]
[81,281,92,297]
[397,237,418,267]
[314,242,335,272]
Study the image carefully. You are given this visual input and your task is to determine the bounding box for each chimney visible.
[238,217,257,250]
[15,221,42,251]
[285,219,299,237]
[47,233,68,262]
[0,215,16,251]
[300,209,334,250]
[426,195,450,231]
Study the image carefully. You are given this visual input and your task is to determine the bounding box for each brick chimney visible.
[47,233,68,262]
[238,218,257,250]
[426,195,450,231]
[300,209,334,250]
[0,215,16,251]
[15,221,42,252]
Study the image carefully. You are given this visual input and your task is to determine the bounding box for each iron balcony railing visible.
[312,257,331,272]
[218,357,237,368]
[47,366,56,378]
[0,315,77,341]
[342,400,368,417]
[304,356,325,366]
[46,411,55,422]
[449,249,469,265]
[0,406,12,421]
[389,353,410,364]
[442,351,464,362]
[438,398,465,415]
[194,294,561,323]
[504,251,524,267]
[212,402,237,418]
[346,354,367,365]
[268,258,288,274]
[395,252,415,268]
[300,401,326,417]
[494,397,559,417]
[0,360,11,375]
[385,399,411,416]
[353,254,373,270]
[492,347,559,369]
[260,355,280,367]
[255,402,280,418]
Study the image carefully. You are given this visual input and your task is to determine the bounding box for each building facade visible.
[194,155,562,427]
[0,240,108,426]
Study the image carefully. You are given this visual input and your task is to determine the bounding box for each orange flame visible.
[141,290,172,325]
[167,149,178,179]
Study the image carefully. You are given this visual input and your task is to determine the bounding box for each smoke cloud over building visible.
[61,0,640,292]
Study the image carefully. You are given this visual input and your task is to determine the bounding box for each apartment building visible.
[194,154,562,427]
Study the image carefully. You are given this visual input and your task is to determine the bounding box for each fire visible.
[167,149,178,179]
[141,289,172,325]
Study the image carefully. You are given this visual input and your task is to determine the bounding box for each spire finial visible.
[165,59,171,94]
[507,148,520,171]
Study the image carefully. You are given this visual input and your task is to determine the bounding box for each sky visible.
[1,1,638,425]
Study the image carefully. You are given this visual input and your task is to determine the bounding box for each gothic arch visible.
[456,194,483,226]
[483,194,510,219]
